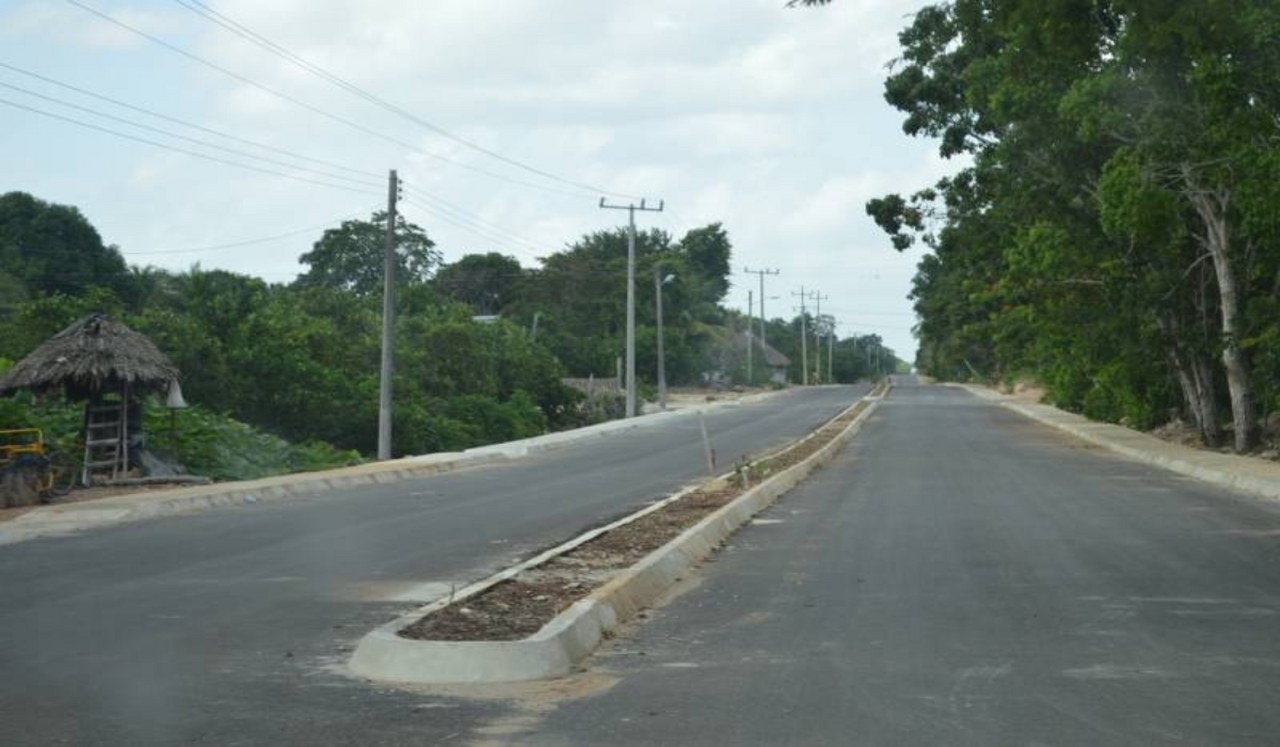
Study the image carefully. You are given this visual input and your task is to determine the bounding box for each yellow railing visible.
[0,428,46,461]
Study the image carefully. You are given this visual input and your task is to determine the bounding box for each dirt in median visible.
[398,392,876,643]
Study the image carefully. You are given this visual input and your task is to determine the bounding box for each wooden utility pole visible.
[377,169,398,460]
[599,197,664,418]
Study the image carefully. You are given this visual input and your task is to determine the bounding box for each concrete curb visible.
[0,450,497,546]
[0,389,794,546]
[348,391,883,684]
[955,384,1280,502]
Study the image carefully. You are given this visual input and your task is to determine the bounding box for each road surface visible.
[522,382,1280,746]
[10,381,1280,745]
[0,385,864,746]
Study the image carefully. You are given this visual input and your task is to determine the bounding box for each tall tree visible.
[842,0,1280,451]
[675,222,733,310]
[0,191,130,299]
[433,252,523,314]
[295,212,439,297]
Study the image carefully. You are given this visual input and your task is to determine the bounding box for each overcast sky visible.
[0,0,954,360]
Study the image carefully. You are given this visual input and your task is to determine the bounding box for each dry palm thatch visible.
[0,313,180,399]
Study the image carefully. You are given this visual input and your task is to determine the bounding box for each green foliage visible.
[0,393,357,483]
[0,191,131,300]
[1,288,127,362]
[866,0,1280,449]
[0,393,82,454]
[0,191,750,469]
[675,223,733,307]
[507,223,737,384]
[145,405,362,482]
[295,212,440,297]
[433,252,523,314]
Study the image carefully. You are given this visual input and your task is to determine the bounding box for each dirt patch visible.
[1009,381,1047,402]
[1147,416,1280,461]
[1149,419,1205,449]
[401,580,587,642]
[399,391,875,643]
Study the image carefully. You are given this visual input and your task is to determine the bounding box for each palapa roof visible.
[734,332,790,367]
[0,313,180,399]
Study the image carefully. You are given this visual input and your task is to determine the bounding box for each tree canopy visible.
[295,212,439,296]
[854,0,1280,452]
[0,191,131,301]
[2,195,899,470]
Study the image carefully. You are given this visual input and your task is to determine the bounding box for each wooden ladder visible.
[82,400,127,485]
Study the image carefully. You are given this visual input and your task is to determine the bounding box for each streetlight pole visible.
[746,289,753,385]
[828,325,834,383]
[655,268,674,410]
[810,291,828,384]
[377,169,398,460]
[792,286,808,385]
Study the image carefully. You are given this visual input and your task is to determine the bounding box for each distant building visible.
[733,332,790,385]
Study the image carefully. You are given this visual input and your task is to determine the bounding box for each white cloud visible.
[1,2,190,51]
[659,112,798,157]
[1,0,944,359]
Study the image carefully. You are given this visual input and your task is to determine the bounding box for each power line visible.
[398,196,544,263]
[171,0,640,200]
[0,96,386,196]
[820,306,916,318]
[124,208,376,256]
[400,185,550,256]
[0,80,384,190]
[0,67,577,261]
[65,0,614,200]
[0,61,384,182]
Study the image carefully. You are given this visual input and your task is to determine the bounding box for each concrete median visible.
[348,390,883,684]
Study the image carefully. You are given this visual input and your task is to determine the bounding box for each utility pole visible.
[377,169,399,460]
[746,290,754,385]
[810,291,828,384]
[600,197,664,418]
[793,286,808,385]
[743,267,780,354]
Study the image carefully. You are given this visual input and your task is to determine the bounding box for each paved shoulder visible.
[960,383,1280,502]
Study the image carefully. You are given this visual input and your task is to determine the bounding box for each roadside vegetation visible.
[821,0,1280,454]
[0,192,900,479]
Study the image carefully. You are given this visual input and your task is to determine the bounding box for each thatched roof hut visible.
[0,313,180,400]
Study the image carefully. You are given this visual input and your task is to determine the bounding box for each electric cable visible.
[0,61,384,182]
[124,207,377,256]
[0,80,383,189]
[67,0,617,201]
[171,0,641,200]
[400,185,549,255]
[0,96,386,196]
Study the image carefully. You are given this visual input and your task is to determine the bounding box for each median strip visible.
[349,383,888,684]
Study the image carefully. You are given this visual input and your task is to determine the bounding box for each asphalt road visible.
[0,385,865,746]
[520,382,1280,746]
